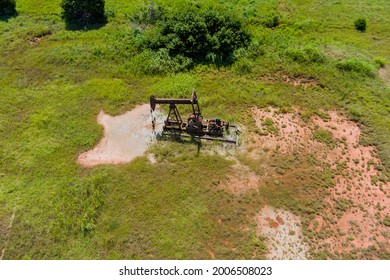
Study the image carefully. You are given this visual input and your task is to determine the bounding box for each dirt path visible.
[78,104,163,167]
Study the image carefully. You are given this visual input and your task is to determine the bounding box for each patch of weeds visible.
[316,111,331,122]
[313,129,334,145]
[284,45,326,64]
[335,199,349,212]
[262,117,279,134]
[374,165,384,172]
[374,57,386,68]
[336,58,375,77]
[384,216,390,227]
[321,169,335,188]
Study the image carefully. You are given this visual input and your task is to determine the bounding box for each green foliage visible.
[148,73,197,98]
[61,0,106,27]
[1,0,390,260]
[374,56,386,68]
[284,46,326,64]
[51,173,108,238]
[336,58,375,76]
[313,129,334,144]
[335,199,348,212]
[262,14,280,28]
[127,49,193,75]
[142,6,251,64]
[354,17,367,32]
[0,0,16,16]
[130,2,164,27]
[232,57,254,75]
[384,216,390,227]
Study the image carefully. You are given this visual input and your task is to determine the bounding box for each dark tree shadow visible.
[64,16,107,31]
[0,11,18,22]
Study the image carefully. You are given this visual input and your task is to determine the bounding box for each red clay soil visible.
[249,107,390,258]
[266,217,280,228]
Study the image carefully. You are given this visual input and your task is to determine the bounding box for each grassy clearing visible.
[0,0,389,259]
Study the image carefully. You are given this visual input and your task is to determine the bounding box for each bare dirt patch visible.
[247,107,390,258]
[255,206,309,259]
[219,162,261,195]
[78,104,163,167]
[262,72,323,89]
[379,67,390,87]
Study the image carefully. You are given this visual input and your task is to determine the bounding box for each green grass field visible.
[0,0,389,259]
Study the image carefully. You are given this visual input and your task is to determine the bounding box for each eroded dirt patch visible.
[263,72,323,89]
[255,206,309,259]
[247,107,390,258]
[379,67,390,87]
[78,104,163,167]
[219,162,260,195]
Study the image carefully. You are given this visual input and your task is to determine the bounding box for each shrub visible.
[314,129,333,144]
[354,18,367,32]
[61,0,106,27]
[374,56,386,68]
[262,14,280,28]
[285,46,326,64]
[130,2,164,27]
[384,216,390,227]
[0,0,16,16]
[336,58,375,76]
[142,7,251,64]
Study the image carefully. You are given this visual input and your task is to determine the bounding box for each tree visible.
[145,8,251,63]
[354,18,367,32]
[0,0,16,16]
[61,0,106,27]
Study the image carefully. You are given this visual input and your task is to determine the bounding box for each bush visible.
[142,7,251,64]
[384,216,390,227]
[374,56,386,68]
[314,129,333,144]
[61,0,106,27]
[262,14,280,28]
[354,18,367,32]
[130,2,164,27]
[336,58,375,76]
[285,46,326,64]
[0,0,16,16]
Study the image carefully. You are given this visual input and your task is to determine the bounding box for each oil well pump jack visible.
[150,89,239,144]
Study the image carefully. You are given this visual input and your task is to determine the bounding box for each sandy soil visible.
[78,104,163,167]
[255,206,309,259]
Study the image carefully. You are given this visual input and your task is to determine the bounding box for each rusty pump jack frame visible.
[150,89,239,144]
